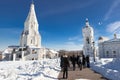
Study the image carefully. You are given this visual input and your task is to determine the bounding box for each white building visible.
[82,19,95,57]
[2,2,58,61]
[98,34,120,58]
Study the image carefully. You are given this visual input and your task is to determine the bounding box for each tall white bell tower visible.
[20,2,41,48]
[82,18,94,57]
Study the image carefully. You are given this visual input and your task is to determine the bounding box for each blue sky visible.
[0,0,120,51]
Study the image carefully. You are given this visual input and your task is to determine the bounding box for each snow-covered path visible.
[58,67,107,80]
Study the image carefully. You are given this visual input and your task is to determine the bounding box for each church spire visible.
[24,1,38,28]
[85,18,90,27]
[32,0,34,4]
[20,1,41,48]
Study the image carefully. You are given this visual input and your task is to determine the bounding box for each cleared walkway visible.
[58,67,108,80]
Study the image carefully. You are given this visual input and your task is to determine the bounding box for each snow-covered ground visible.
[91,58,120,80]
[0,59,61,80]
[0,58,120,80]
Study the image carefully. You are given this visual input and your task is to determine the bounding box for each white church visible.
[82,19,120,58]
[2,2,58,61]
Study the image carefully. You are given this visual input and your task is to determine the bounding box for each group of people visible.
[60,54,90,79]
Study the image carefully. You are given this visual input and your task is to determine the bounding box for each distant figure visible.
[86,55,90,68]
[70,56,73,64]
[62,54,70,79]
[76,55,80,67]
[78,55,82,70]
[60,55,63,69]
[72,55,76,71]
[82,54,86,68]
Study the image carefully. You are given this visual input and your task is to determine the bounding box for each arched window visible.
[31,24,34,28]
[106,51,109,57]
[113,51,116,57]
[31,39,32,44]
[32,58,34,60]
[46,53,50,58]
[86,38,89,44]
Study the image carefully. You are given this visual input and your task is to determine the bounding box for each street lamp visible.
[92,41,95,62]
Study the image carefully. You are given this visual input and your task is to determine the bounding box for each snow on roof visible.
[2,48,13,54]
[104,38,120,43]
[49,49,58,54]
[8,45,20,48]
[99,35,120,43]
[27,46,41,49]
[108,38,120,42]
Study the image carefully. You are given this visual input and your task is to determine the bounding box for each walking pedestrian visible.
[72,54,76,71]
[78,55,82,70]
[60,55,63,71]
[62,54,69,79]
[86,55,90,68]
[82,54,86,68]
[77,55,80,67]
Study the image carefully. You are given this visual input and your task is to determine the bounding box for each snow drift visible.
[91,58,120,80]
[0,59,60,80]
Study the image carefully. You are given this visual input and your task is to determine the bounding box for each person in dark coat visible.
[82,54,86,68]
[60,55,63,69]
[72,54,76,71]
[62,54,70,79]
[69,56,72,61]
[86,55,90,68]
[77,55,80,67]
[78,55,82,70]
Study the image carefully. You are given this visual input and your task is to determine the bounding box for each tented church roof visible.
[25,3,38,25]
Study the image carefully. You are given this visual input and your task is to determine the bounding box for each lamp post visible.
[92,41,95,62]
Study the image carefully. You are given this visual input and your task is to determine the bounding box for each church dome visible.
[98,36,103,40]
[98,36,109,41]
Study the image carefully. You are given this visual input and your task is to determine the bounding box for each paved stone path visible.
[58,67,108,80]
